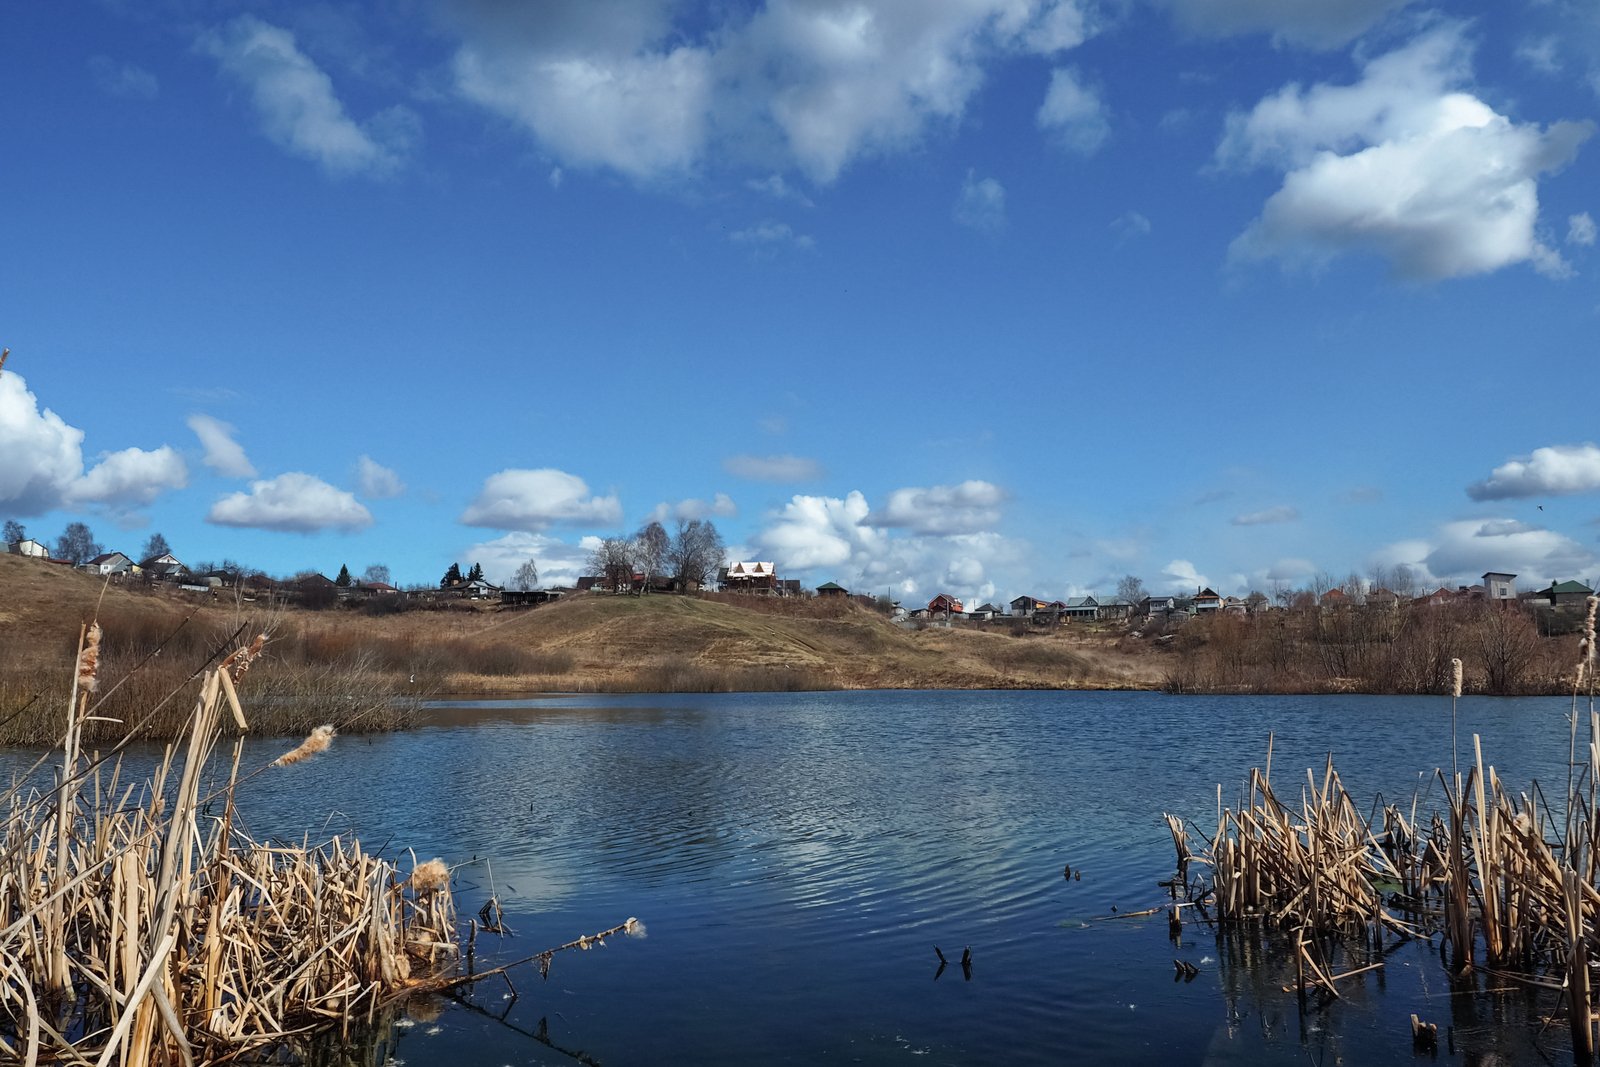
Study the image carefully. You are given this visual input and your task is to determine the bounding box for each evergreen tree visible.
[467,562,484,582]
[335,563,352,587]
[440,562,462,588]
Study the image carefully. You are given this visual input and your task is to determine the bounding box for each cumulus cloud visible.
[1467,443,1600,500]
[1162,559,1211,592]
[1158,0,1413,48]
[749,489,1025,604]
[724,453,823,482]
[1232,504,1299,526]
[207,472,373,533]
[1570,212,1597,247]
[88,56,158,100]
[1219,23,1593,280]
[1037,67,1109,154]
[0,371,87,516]
[446,0,1097,184]
[0,372,187,517]
[1391,518,1598,589]
[650,493,738,523]
[729,220,815,250]
[870,480,1007,535]
[954,170,1006,233]
[460,468,622,530]
[356,455,405,499]
[460,531,594,588]
[186,415,256,478]
[198,15,415,177]
[69,447,188,509]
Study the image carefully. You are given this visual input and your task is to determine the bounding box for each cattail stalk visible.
[1450,657,1462,779]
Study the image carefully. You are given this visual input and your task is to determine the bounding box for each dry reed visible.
[0,628,458,1064]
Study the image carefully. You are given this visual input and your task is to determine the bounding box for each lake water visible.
[44,691,1600,1064]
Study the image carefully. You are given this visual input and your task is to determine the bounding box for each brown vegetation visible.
[1149,599,1574,695]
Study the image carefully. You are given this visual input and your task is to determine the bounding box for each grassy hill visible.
[0,553,1161,740]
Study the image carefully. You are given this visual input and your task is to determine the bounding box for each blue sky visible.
[4,0,1600,603]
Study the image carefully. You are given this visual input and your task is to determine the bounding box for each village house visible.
[1192,587,1223,613]
[1140,594,1175,617]
[139,552,188,582]
[1483,571,1517,600]
[816,581,848,598]
[1062,596,1099,620]
[927,593,964,617]
[966,602,1004,621]
[81,552,134,577]
[1540,579,1595,608]
[7,537,50,559]
[1096,596,1134,620]
[722,561,778,593]
[1010,595,1048,618]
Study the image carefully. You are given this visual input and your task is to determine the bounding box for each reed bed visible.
[0,627,458,1065]
[1166,597,1600,1059]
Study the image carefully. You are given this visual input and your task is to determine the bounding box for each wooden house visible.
[927,593,964,616]
[723,561,778,592]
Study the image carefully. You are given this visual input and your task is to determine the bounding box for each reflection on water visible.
[9,690,1584,1064]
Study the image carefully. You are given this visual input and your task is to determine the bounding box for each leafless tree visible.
[587,537,636,594]
[510,559,539,591]
[1477,605,1541,694]
[362,564,392,585]
[1116,574,1146,605]
[668,519,725,590]
[634,521,669,593]
[55,522,103,565]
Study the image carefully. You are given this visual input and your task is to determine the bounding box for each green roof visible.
[1549,580,1594,594]
[816,582,847,592]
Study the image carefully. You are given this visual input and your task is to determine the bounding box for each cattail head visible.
[271,724,335,767]
[77,623,102,695]
[221,632,269,684]
[1451,657,1463,699]
[410,858,450,894]
[1585,597,1598,665]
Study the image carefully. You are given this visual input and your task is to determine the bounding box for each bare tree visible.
[587,537,636,594]
[140,532,171,563]
[55,522,103,565]
[668,519,725,590]
[1477,605,1541,694]
[510,559,539,591]
[634,521,669,593]
[3,519,25,545]
[1116,574,1147,605]
[362,563,392,585]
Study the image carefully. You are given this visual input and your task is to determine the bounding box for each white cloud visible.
[447,1,1098,184]
[1384,518,1598,590]
[69,447,188,509]
[1220,24,1593,280]
[198,15,413,177]
[1158,0,1413,48]
[1263,558,1316,582]
[1515,37,1561,75]
[0,372,188,517]
[650,493,738,524]
[954,170,1006,233]
[1161,559,1211,593]
[356,455,405,499]
[729,220,815,250]
[460,531,594,588]
[0,371,87,516]
[1037,66,1109,154]
[871,480,1007,535]
[88,56,158,100]
[1232,504,1299,526]
[186,414,256,478]
[749,489,1026,604]
[724,453,823,482]
[460,468,622,530]
[1111,210,1151,242]
[1569,212,1597,247]
[1467,442,1600,500]
[747,173,814,207]
[207,472,373,533]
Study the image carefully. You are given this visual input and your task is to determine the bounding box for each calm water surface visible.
[67,691,1600,1064]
